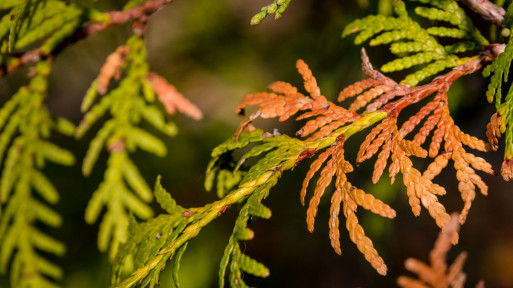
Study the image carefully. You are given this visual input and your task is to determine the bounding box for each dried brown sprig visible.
[357,115,450,228]
[501,159,513,181]
[398,91,493,224]
[147,72,203,120]
[350,49,494,225]
[233,47,500,275]
[97,46,130,95]
[302,137,395,275]
[235,60,361,140]
[397,213,484,288]
[486,112,501,151]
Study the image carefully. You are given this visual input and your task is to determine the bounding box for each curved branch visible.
[84,0,175,35]
[1,0,175,76]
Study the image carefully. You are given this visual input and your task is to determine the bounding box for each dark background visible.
[1,0,513,287]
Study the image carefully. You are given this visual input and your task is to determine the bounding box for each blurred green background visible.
[1,0,513,287]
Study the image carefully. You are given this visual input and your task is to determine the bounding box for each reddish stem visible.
[380,45,503,116]
[1,0,175,76]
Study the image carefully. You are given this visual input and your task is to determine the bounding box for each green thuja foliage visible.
[204,129,264,199]
[250,0,292,25]
[218,181,272,288]
[208,129,297,287]
[77,34,179,260]
[483,3,513,161]
[112,108,389,287]
[111,128,304,287]
[343,0,489,86]
[112,176,189,288]
[0,0,83,62]
[111,129,291,287]
[0,60,75,288]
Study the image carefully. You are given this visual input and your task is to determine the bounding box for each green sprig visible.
[0,60,74,288]
[343,0,488,86]
[250,0,292,25]
[483,3,513,160]
[113,111,387,287]
[77,34,181,260]
[0,0,83,62]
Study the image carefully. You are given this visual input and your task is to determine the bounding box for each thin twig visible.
[380,44,505,116]
[1,0,175,76]
[84,0,174,35]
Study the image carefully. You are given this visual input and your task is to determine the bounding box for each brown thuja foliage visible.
[97,46,130,95]
[301,136,396,275]
[236,60,361,141]
[147,72,203,120]
[234,46,502,274]
[397,214,485,288]
[236,57,396,274]
[348,49,496,225]
[486,112,501,151]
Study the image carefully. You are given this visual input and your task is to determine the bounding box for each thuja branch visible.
[107,0,513,283]
[0,0,176,76]
[251,0,292,25]
[77,31,202,258]
[343,0,490,86]
[84,0,176,36]
[115,175,278,288]
[344,0,513,181]
[219,36,508,275]
[114,111,388,287]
